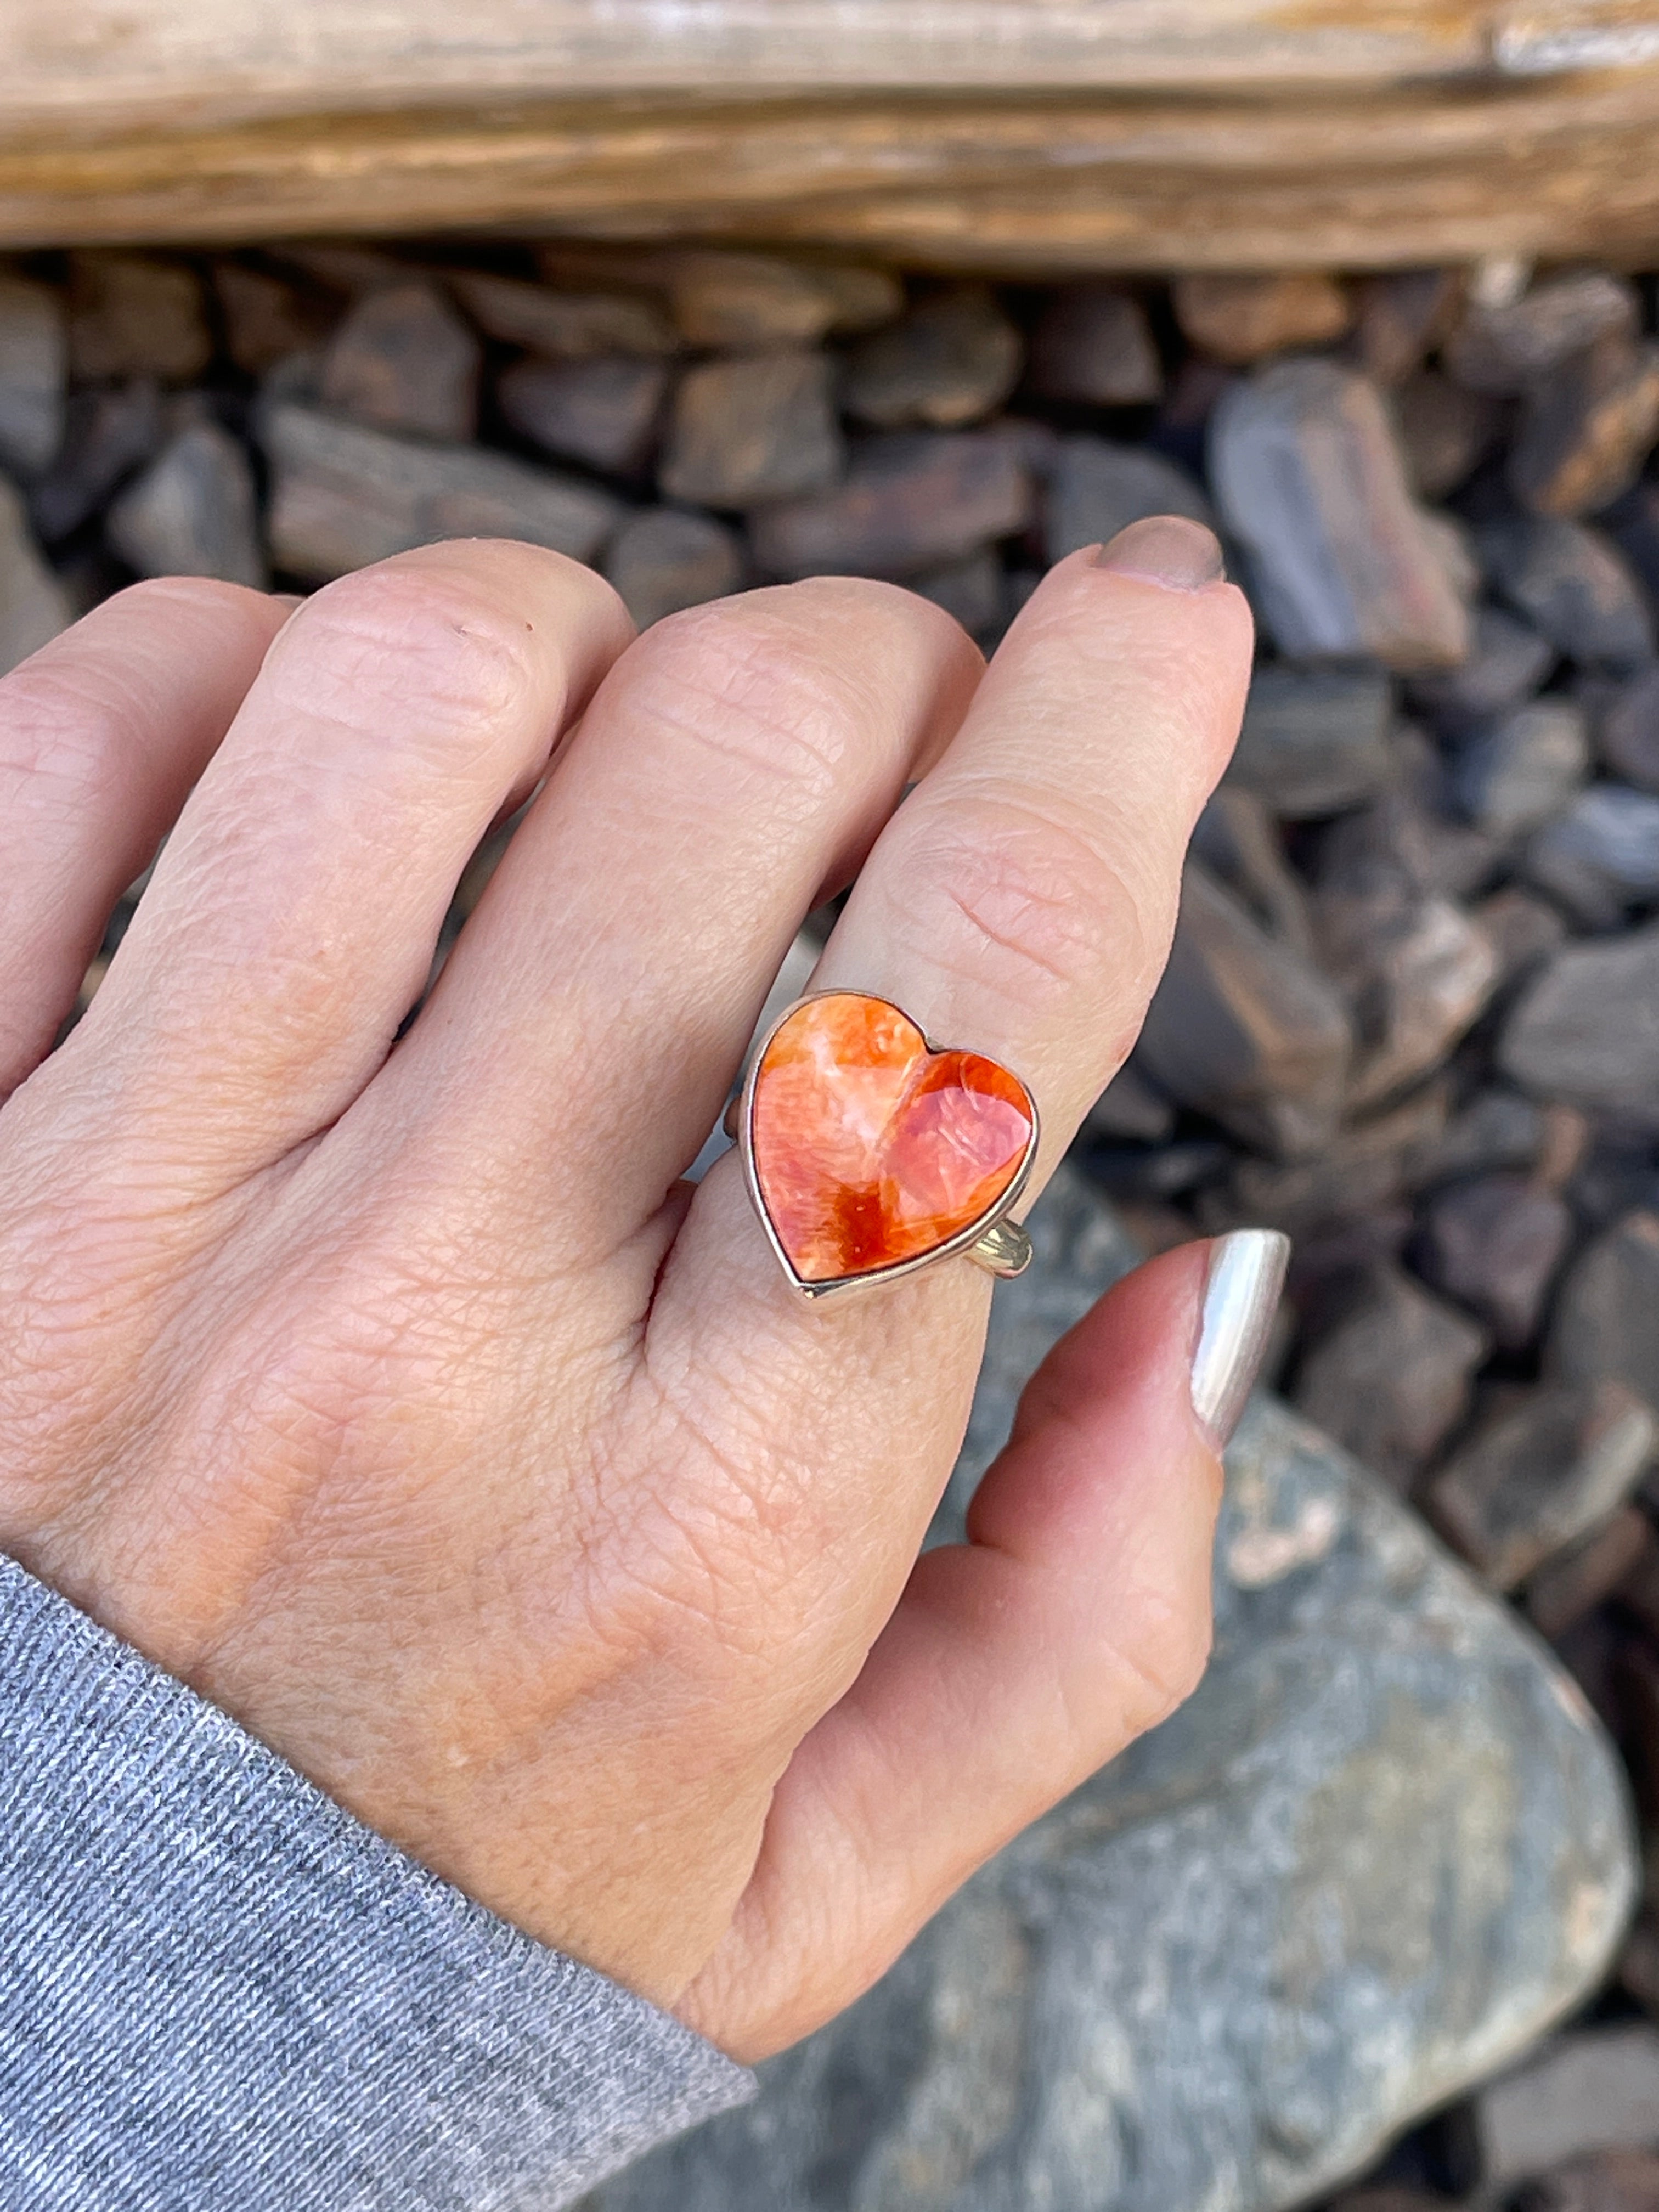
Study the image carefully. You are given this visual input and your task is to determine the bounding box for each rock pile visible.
[9,239,1659,2204]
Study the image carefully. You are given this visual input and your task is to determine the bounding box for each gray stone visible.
[65,253,212,383]
[1405,606,1555,733]
[1510,335,1659,520]
[1190,787,1317,959]
[749,431,1034,582]
[1550,1209,1659,1409]
[106,421,266,589]
[1471,887,1569,983]
[1503,928,1659,1119]
[1350,268,1461,386]
[906,550,1004,637]
[1416,1171,1574,1348]
[1518,2147,1659,2212]
[448,272,678,359]
[1293,1261,1489,1487]
[1316,772,1497,906]
[660,351,842,508]
[1425,1086,1551,1184]
[1084,1060,1175,1144]
[0,275,64,477]
[1135,859,1353,1159]
[1207,1084,1449,1239]
[1527,785,1659,922]
[591,1169,1634,2212]
[842,286,1022,430]
[498,354,670,475]
[1224,663,1395,817]
[1027,285,1161,407]
[1598,664,1659,794]
[1525,1505,1651,1640]
[1477,514,1655,673]
[1043,437,1211,565]
[602,507,742,630]
[1316,882,1499,1114]
[1446,270,1640,394]
[1210,359,1470,671]
[213,262,337,376]
[26,380,162,544]
[1452,699,1590,838]
[0,475,70,676]
[1392,370,1500,500]
[263,402,621,581]
[318,281,482,443]
[1472,2028,1659,2191]
[1172,270,1352,364]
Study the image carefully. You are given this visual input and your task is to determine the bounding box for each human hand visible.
[0,522,1260,2062]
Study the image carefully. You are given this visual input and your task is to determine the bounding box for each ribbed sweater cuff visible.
[0,1551,752,2211]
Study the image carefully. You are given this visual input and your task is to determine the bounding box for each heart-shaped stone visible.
[747,992,1036,1289]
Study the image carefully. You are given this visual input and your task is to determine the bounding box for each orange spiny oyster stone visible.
[749,993,1035,1285]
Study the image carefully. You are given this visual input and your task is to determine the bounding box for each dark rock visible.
[1550,1209,1659,1407]
[1471,887,1569,983]
[1327,2195,1454,2212]
[105,421,266,589]
[1317,769,1497,905]
[497,353,669,475]
[1350,268,1462,386]
[1518,2148,1659,2212]
[0,274,64,476]
[1446,270,1640,394]
[1601,479,1659,607]
[1599,665,1659,794]
[749,431,1034,581]
[1084,1059,1176,1143]
[1172,270,1352,364]
[1405,606,1555,732]
[1190,786,1317,957]
[1088,1137,1230,1203]
[1392,370,1501,499]
[213,263,336,376]
[665,251,854,348]
[1527,785,1659,923]
[0,475,70,675]
[1415,1171,1573,1347]
[66,253,212,383]
[1294,1262,1488,1488]
[841,286,1022,430]
[906,549,1004,636]
[1524,1505,1651,1640]
[811,265,906,336]
[1426,1380,1655,1588]
[602,507,742,630]
[1224,663,1394,817]
[1471,2029,1659,2192]
[1135,858,1352,1159]
[272,242,408,297]
[1426,1086,1551,1183]
[597,1166,1635,2212]
[1043,436,1210,564]
[1477,514,1655,673]
[1027,284,1162,406]
[1211,359,1470,670]
[318,281,482,443]
[1451,699,1589,837]
[26,380,162,544]
[1503,930,1659,1117]
[1316,878,1499,1113]
[660,350,842,508]
[1510,334,1659,518]
[1206,1083,1449,1238]
[263,401,620,580]
[449,272,678,358]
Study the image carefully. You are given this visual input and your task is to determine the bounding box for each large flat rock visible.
[588,1171,1636,2212]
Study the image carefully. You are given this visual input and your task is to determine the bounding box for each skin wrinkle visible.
[0,535,1251,2053]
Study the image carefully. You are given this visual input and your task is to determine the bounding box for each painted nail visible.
[1092,515,1226,591]
[1189,1229,1291,1452]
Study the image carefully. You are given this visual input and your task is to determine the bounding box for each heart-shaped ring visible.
[733,991,1040,1299]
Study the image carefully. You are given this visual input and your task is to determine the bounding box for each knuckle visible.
[274,565,548,748]
[884,791,1155,1017]
[1113,1591,1214,1738]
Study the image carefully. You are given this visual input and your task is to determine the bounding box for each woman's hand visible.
[0,523,1252,2062]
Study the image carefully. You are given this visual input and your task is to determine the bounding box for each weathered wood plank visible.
[8,74,1659,269]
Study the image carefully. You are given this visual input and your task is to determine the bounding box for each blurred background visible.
[11,6,1659,2208]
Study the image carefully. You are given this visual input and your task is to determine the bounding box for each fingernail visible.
[1189,1229,1290,1452]
[1092,516,1226,591]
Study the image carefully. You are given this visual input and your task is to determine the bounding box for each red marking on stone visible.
[749,993,1035,1285]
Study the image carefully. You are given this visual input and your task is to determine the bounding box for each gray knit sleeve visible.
[0,1551,753,2211]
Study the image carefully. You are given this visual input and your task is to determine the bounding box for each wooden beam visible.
[8,73,1659,269]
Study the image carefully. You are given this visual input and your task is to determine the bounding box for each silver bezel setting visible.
[735,989,1041,1301]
